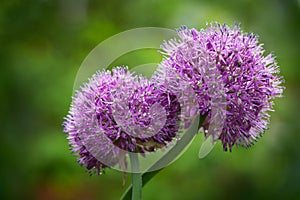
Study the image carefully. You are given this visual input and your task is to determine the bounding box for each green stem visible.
[121,114,206,200]
[129,153,142,200]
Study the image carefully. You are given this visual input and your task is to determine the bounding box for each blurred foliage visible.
[0,0,299,199]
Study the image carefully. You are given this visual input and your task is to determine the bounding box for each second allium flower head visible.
[158,23,284,151]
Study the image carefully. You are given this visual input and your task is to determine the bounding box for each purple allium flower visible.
[157,23,284,151]
[63,67,181,174]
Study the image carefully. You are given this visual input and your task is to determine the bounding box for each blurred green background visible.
[0,0,299,199]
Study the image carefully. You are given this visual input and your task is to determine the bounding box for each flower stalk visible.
[129,153,142,200]
[121,114,206,200]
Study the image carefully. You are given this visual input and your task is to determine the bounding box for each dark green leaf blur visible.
[0,0,299,199]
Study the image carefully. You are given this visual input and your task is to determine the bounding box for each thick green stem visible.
[129,153,142,200]
[121,114,206,200]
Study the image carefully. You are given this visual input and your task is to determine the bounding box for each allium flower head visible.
[158,23,284,151]
[63,67,181,174]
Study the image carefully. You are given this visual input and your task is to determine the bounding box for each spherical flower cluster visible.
[63,67,181,174]
[158,23,284,151]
